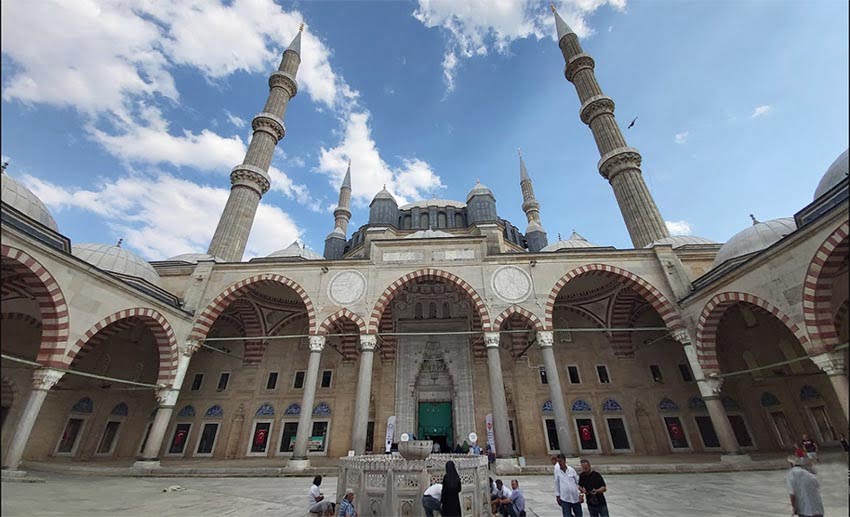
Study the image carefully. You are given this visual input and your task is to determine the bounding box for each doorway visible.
[418,402,453,451]
[769,410,794,448]
[807,405,837,442]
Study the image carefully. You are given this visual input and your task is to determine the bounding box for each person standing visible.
[337,488,357,517]
[554,453,583,517]
[786,456,824,517]
[840,433,849,453]
[422,483,442,517]
[578,459,608,517]
[441,460,462,517]
[308,475,335,516]
[801,434,819,462]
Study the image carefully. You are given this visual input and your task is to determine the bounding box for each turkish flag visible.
[580,425,592,441]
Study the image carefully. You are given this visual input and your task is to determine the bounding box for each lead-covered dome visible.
[73,243,161,286]
[814,148,848,200]
[267,241,322,260]
[541,231,601,251]
[645,235,718,248]
[712,217,796,267]
[466,180,493,202]
[1,173,59,231]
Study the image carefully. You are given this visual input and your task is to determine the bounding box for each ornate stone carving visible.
[698,377,724,398]
[597,147,643,181]
[156,387,180,407]
[346,469,361,487]
[251,112,286,142]
[360,334,377,351]
[230,164,271,194]
[564,53,595,82]
[268,71,298,98]
[32,368,64,391]
[811,350,846,375]
[484,332,500,349]
[366,472,386,489]
[537,330,554,348]
[579,95,615,125]
[309,335,326,353]
[328,270,366,305]
[670,328,692,345]
[491,265,532,303]
[181,339,201,357]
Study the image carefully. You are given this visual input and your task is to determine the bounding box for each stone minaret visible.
[551,7,669,248]
[518,149,548,251]
[207,27,303,261]
[323,160,352,259]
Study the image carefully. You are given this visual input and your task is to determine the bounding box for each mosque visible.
[1,9,847,472]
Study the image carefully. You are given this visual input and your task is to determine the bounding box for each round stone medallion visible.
[328,270,366,305]
[491,265,532,303]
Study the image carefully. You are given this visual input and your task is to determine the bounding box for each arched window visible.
[177,405,196,418]
[437,212,447,228]
[415,303,423,319]
[205,405,224,418]
[442,302,451,319]
[420,213,430,229]
[255,403,275,417]
[111,402,129,416]
[428,302,438,319]
[403,215,412,229]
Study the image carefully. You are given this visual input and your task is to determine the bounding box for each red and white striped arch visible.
[802,221,849,352]
[544,264,684,332]
[493,305,543,331]
[696,291,810,375]
[368,268,491,333]
[318,308,367,335]
[67,308,179,385]
[1,245,69,367]
[190,274,316,341]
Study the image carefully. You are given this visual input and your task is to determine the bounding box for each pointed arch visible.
[67,308,179,385]
[1,245,69,367]
[367,268,491,333]
[190,274,316,341]
[493,305,543,331]
[318,308,367,335]
[545,263,684,332]
[696,291,809,375]
[802,221,849,352]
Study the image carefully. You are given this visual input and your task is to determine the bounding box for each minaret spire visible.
[551,6,668,248]
[518,149,548,252]
[207,29,302,261]
[324,160,353,259]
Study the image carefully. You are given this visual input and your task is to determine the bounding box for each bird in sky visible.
[627,117,638,129]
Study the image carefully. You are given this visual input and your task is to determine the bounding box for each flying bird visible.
[627,117,638,129]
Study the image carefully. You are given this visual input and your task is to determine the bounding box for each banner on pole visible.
[385,415,396,453]
[485,413,495,454]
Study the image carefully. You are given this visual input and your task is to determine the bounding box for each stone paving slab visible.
[2,461,847,516]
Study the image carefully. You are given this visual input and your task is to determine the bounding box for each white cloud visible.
[751,105,772,118]
[413,0,627,92]
[665,220,693,236]
[225,110,247,128]
[316,111,444,205]
[21,172,300,260]
[674,131,689,144]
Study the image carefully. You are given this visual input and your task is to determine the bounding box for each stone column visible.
[291,335,324,466]
[2,368,64,470]
[484,332,514,460]
[537,331,577,456]
[351,335,377,455]
[135,340,199,467]
[811,350,849,425]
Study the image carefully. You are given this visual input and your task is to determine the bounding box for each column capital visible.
[484,332,501,348]
[698,377,724,397]
[180,339,201,357]
[309,335,326,352]
[360,334,377,351]
[537,330,554,348]
[670,328,693,345]
[155,387,180,407]
[811,350,846,376]
[31,368,64,391]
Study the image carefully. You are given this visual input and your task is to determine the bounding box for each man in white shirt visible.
[554,454,583,517]
[422,483,442,517]
[786,456,824,517]
[491,479,512,515]
[308,475,334,515]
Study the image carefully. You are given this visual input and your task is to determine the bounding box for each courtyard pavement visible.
[2,461,847,516]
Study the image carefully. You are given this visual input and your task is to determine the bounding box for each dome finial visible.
[558,232,562,241]
[299,23,304,32]
[550,3,556,13]
[116,238,123,248]
[749,213,759,225]
[1,160,8,173]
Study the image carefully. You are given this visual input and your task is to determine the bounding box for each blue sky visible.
[1,0,847,259]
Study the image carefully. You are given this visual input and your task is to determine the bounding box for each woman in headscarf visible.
[441,460,462,516]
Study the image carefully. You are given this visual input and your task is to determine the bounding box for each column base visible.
[1,469,27,478]
[493,458,520,474]
[287,459,311,470]
[720,454,751,463]
[132,460,162,470]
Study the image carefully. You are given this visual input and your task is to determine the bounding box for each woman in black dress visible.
[441,460,462,517]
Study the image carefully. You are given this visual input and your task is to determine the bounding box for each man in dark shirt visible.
[578,459,608,517]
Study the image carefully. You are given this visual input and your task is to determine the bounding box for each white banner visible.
[385,415,396,453]
[485,413,495,454]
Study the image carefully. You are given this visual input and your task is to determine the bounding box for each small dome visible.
[645,235,718,249]
[712,217,796,267]
[1,173,59,231]
[267,241,322,260]
[814,148,849,200]
[165,253,222,263]
[370,186,397,205]
[466,180,493,202]
[541,231,601,251]
[73,243,161,286]
[399,199,466,210]
[405,228,454,239]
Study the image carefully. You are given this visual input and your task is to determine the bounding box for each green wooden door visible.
[418,402,453,449]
